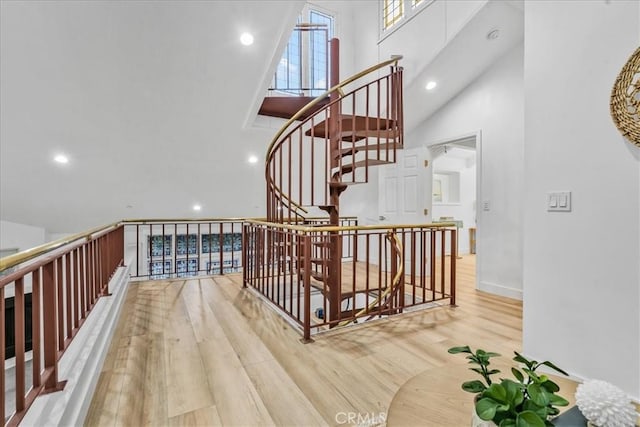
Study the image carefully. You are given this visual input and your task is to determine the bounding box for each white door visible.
[378,147,431,224]
[377,147,432,275]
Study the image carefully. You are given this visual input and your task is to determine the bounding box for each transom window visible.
[382,0,433,32]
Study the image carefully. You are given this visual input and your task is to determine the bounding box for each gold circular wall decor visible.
[610,46,640,146]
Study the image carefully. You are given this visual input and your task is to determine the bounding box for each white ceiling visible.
[0,0,523,234]
[403,0,524,132]
[1,0,303,232]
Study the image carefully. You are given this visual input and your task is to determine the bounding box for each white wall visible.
[408,43,524,299]
[523,0,640,399]
[0,219,46,253]
[376,0,486,86]
[432,155,476,254]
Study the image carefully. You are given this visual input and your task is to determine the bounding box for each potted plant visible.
[448,345,570,427]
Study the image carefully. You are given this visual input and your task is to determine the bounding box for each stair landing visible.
[258,96,330,120]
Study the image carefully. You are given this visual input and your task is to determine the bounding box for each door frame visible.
[426,130,482,289]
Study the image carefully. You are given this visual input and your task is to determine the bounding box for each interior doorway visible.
[427,132,481,284]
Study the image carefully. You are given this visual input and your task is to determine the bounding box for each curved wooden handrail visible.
[338,230,404,327]
[0,216,362,273]
[0,222,120,272]
[265,55,403,217]
[246,218,456,233]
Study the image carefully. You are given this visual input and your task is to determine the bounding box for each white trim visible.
[426,129,482,289]
[478,280,522,300]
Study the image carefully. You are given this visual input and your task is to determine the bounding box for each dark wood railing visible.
[243,220,456,342]
[122,217,356,279]
[0,216,455,423]
[0,224,124,426]
[265,55,404,222]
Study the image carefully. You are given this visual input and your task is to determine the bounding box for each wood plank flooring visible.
[85,255,524,426]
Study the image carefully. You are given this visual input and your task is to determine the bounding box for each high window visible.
[272,7,335,96]
[382,0,432,32]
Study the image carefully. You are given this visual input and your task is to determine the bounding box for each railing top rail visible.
[121,218,251,224]
[246,219,456,233]
[120,216,356,224]
[0,216,360,273]
[294,23,329,28]
[0,222,120,272]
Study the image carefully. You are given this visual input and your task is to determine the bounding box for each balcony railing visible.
[0,224,124,426]
[243,220,456,341]
[0,216,455,424]
[123,217,356,279]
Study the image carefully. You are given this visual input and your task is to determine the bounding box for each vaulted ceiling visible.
[0,0,523,234]
[1,1,303,232]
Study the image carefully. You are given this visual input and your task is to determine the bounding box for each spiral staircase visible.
[261,39,405,325]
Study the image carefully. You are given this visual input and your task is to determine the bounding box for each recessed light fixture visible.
[487,29,500,40]
[240,32,254,46]
[425,81,437,91]
[193,204,202,211]
[248,155,258,164]
[54,154,69,164]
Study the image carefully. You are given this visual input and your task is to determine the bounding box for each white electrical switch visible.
[547,191,571,212]
[558,194,567,207]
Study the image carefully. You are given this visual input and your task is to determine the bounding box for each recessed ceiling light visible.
[425,81,437,91]
[248,155,258,164]
[193,204,202,211]
[54,154,69,164]
[487,29,500,40]
[240,32,254,46]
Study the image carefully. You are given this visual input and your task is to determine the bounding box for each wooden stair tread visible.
[328,181,362,187]
[337,142,400,157]
[259,96,329,120]
[305,116,398,141]
[307,277,388,297]
[335,159,392,176]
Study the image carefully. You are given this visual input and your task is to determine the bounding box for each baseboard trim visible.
[478,280,522,300]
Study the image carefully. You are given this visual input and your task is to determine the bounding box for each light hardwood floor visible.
[85,255,523,426]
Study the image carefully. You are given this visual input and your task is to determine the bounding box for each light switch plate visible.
[547,192,571,212]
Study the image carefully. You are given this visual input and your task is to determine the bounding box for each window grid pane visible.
[383,0,404,30]
[309,10,332,96]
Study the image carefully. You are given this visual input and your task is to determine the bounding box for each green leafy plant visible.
[448,346,570,427]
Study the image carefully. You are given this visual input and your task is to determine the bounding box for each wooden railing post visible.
[302,233,313,343]
[450,228,457,306]
[242,224,248,288]
[42,261,65,392]
[32,268,41,389]
[0,287,5,423]
[15,277,26,412]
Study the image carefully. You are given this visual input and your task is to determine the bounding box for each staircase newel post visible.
[450,228,457,306]
[326,38,343,326]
